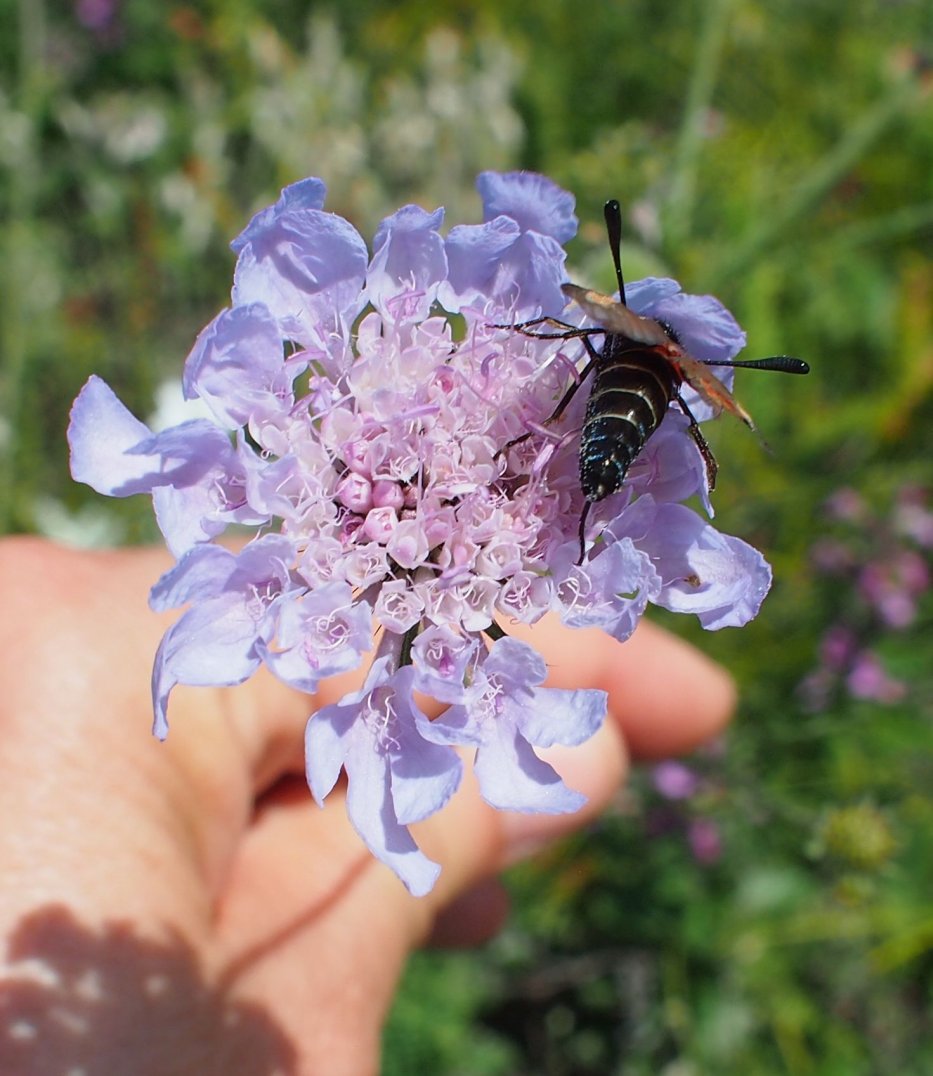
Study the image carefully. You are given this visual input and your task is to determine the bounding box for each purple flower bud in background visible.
[824,487,867,523]
[846,651,906,704]
[75,0,119,32]
[820,625,858,672]
[688,818,723,865]
[652,761,701,801]
[895,486,933,548]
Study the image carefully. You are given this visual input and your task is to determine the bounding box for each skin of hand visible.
[0,537,735,1075]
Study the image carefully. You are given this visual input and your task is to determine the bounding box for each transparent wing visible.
[561,284,670,346]
[676,353,756,430]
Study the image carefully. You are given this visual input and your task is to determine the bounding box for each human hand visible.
[0,538,734,1075]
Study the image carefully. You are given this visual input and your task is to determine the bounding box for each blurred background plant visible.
[2,0,931,1071]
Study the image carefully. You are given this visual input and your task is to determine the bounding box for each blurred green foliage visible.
[2,0,931,1072]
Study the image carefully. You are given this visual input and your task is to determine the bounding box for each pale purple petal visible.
[390,735,463,826]
[482,636,547,690]
[557,538,660,642]
[305,689,359,804]
[603,493,660,544]
[473,722,586,814]
[437,208,573,316]
[68,376,155,495]
[154,598,266,689]
[133,422,240,486]
[492,230,568,318]
[477,171,578,244]
[237,447,309,520]
[149,533,293,612]
[151,462,267,557]
[69,378,243,514]
[230,178,328,254]
[366,205,447,321]
[150,535,293,733]
[232,534,296,587]
[305,659,445,895]
[304,656,395,805]
[415,700,483,747]
[424,638,600,814]
[183,303,306,429]
[151,595,266,738]
[373,579,424,633]
[153,484,223,553]
[627,277,746,362]
[149,543,236,611]
[519,685,607,748]
[386,518,431,570]
[438,215,520,314]
[346,755,441,897]
[627,414,710,509]
[388,670,463,825]
[442,222,568,316]
[644,503,772,628]
[232,208,368,342]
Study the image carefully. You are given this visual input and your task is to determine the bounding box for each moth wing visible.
[677,353,756,430]
[561,283,670,346]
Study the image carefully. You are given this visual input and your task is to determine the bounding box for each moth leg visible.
[501,337,602,455]
[575,501,594,565]
[489,316,595,340]
[674,394,718,491]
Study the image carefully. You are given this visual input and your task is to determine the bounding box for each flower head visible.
[69,171,775,893]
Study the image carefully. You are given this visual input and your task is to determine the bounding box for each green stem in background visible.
[824,202,933,254]
[0,0,46,531]
[663,0,734,252]
[708,71,924,289]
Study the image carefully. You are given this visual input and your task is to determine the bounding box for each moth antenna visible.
[604,200,626,304]
[705,355,810,375]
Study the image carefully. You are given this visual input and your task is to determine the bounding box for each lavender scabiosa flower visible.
[69,171,773,894]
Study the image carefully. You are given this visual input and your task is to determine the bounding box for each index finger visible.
[506,615,736,760]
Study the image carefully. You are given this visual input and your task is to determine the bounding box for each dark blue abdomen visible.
[580,341,678,502]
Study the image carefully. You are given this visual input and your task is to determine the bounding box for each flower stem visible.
[708,70,924,288]
[484,621,507,642]
[399,623,419,668]
[663,0,734,252]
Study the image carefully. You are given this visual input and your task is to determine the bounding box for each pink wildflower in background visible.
[651,761,701,801]
[69,171,771,894]
[687,818,724,865]
[801,484,931,712]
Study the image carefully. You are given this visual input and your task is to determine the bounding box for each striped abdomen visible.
[579,339,679,502]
